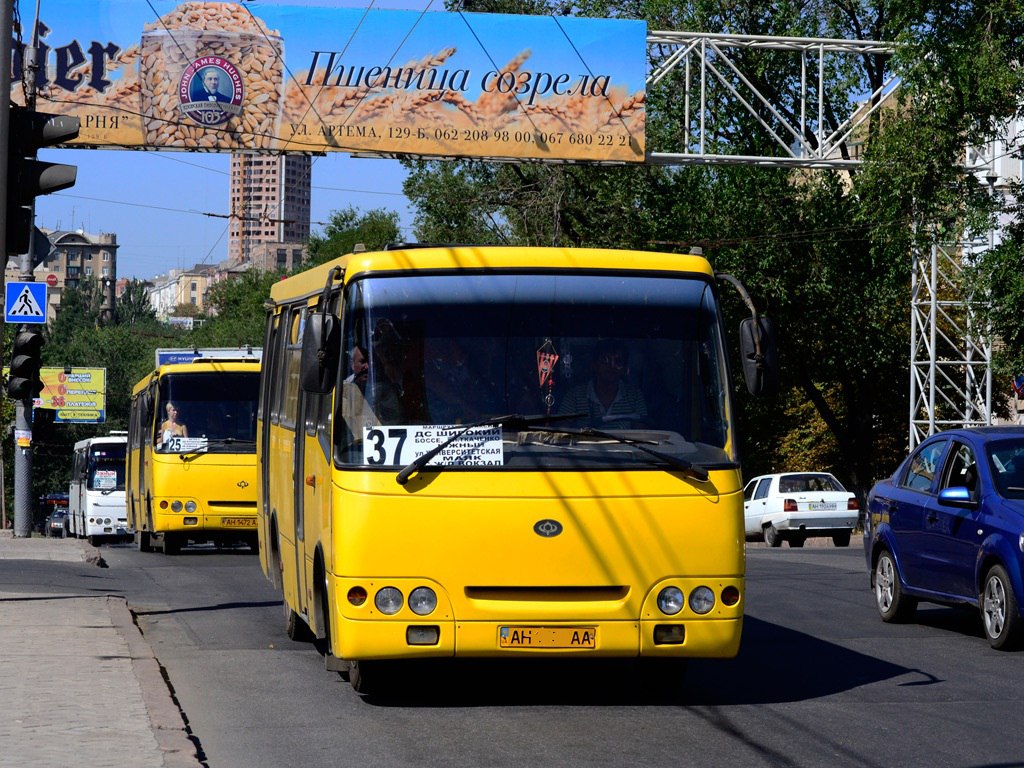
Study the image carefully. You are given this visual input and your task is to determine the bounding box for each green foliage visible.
[21,283,185,506]
[307,206,401,266]
[118,280,158,325]
[186,269,282,350]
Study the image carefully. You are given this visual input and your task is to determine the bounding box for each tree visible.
[307,206,401,267]
[117,280,158,325]
[186,268,281,350]
[24,279,185,506]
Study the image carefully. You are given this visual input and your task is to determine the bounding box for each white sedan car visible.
[743,472,859,547]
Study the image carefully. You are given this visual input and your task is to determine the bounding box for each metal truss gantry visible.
[644,30,997,446]
[645,30,899,169]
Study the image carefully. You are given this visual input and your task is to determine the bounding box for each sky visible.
[34,146,417,281]
[31,0,433,282]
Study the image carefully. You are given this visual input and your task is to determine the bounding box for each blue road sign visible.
[5,282,48,324]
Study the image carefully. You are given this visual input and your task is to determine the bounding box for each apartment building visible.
[227,153,312,266]
[3,227,117,323]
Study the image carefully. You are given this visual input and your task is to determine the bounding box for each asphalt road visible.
[17,541,1024,768]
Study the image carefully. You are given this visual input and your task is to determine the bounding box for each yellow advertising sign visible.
[11,2,646,163]
[37,368,107,423]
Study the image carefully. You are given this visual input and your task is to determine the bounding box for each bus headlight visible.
[185,501,197,513]
[408,587,437,616]
[171,500,183,512]
[657,587,684,615]
[374,587,403,615]
[689,586,716,614]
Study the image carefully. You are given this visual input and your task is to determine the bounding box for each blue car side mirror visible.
[938,486,978,509]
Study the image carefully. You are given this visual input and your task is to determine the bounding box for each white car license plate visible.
[808,501,836,511]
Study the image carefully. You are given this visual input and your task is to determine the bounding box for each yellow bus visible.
[127,349,262,555]
[258,245,775,693]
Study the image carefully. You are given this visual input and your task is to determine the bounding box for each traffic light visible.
[7,329,45,400]
[5,103,79,256]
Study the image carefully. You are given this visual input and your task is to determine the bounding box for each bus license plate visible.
[222,518,256,527]
[499,627,596,648]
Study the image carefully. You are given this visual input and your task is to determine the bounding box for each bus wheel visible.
[88,535,99,547]
[349,661,389,695]
[163,534,181,556]
[136,530,153,553]
[284,601,313,642]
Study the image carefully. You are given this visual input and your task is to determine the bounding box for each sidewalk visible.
[0,530,201,768]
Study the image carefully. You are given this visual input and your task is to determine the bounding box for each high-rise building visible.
[228,153,312,266]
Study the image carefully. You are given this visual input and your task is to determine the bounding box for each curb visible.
[107,596,204,768]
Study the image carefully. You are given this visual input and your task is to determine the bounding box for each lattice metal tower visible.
[644,29,1004,448]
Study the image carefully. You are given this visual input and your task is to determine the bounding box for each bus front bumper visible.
[333,615,742,661]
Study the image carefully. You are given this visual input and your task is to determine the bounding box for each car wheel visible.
[832,531,851,547]
[874,550,916,623]
[763,524,782,548]
[981,565,1022,650]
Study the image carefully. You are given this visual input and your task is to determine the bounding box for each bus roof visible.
[131,359,262,398]
[73,433,128,450]
[268,245,716,306]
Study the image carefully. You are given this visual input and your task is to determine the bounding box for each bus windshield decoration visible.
[258,245,777,696]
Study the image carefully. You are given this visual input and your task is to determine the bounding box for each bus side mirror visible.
[300,311,340,394]
[739,316,779,396]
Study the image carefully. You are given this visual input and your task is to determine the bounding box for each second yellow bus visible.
[127,349,262,555]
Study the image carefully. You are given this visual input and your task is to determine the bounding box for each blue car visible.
[865,426,1024,650]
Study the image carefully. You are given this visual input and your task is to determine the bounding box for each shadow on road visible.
[356,615,910,707]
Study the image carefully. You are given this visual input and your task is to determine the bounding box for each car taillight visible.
[848,498,860,510]
[784,499,797,512]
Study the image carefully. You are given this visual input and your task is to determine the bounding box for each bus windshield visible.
[88,444,126,492]
[156,372,260,453]
[334,271,734,470]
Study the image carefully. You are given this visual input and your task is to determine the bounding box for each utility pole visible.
[4,7,78,536]
[2,0,16,533]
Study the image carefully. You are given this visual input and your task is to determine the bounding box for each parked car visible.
[743,472,859,547]
[865,427,1024,650]
[46,509,68,538]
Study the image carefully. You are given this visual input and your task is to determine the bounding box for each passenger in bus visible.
[160,401,189,443]
[340,345,402,443]
[557,339,649,429]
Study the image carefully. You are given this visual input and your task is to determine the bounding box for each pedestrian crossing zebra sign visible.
[4,282,48,324]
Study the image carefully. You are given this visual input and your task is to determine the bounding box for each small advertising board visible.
[36,368,107,423]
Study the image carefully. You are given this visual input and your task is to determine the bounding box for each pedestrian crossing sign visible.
[5,282,48,324]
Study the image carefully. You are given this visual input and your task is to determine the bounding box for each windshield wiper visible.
[395,412,587,485]
[575,426,709,481]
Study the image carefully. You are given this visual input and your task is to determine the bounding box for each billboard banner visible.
[10,1,646,163]
[37,367,107,423]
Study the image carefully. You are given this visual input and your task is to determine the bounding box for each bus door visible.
[283,305,310,620]
[140,383,157,528]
